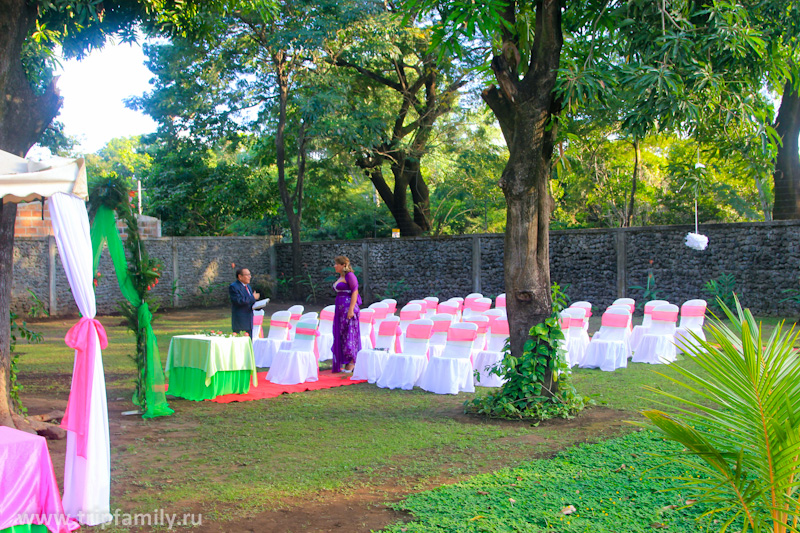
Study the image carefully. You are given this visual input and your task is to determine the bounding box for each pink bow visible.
[61,317,108,458]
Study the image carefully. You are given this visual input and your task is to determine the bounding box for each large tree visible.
[406,0,794,397]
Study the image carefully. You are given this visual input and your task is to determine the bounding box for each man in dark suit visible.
[229,267,259,337]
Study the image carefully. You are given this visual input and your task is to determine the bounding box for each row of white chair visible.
[562,299,707,372]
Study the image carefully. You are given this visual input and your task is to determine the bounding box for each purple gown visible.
[332,272,362,372]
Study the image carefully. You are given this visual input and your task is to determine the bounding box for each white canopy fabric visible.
[0,149,87,203]
[49,193,111,525]
[1,149,110,525]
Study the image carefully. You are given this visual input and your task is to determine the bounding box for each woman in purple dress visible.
[332,255,361,372]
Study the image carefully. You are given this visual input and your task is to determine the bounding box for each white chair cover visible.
[630,300,669,353]
[428,313,452,359]
[253,310,291,367]
[580,307,631,371]
[495,293,506,309]
[358,308,375,351]
[473,318,509,387]
[381,299,398,317]
[570,301,593,332]
[423,296,439,317]
[49,193,112,525]
[252,309,265,340]
[463,315,490,354]
[266,318,319,384]
[368,301,390,334]
[376,319,433,390]
[351,316,399,383]
[397,303,424,351]
[286,304,304,340]
[675,299,707,355]
[317,305,335,362]
[632,304,679,364]
[418,322,478,395]
[464,297,492,317]
[613,298,636,318]
[563,307,590,367]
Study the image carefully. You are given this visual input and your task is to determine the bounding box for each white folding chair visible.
[418,322,478,395]
[632,303,679,364]
[352,316,400,383]
[376,319,433,390]
[473,318,509,388]
[675,299,707,355]
[286,304,304,340]
[563,307,590,367]
[630,300,669,353]
[317,305,335,362]
[428,313,453,359]
[252,309,265,339]
[580,307,631,372]
[423,296,439,317]
[358,308,376,351]
[463,314,490,354]
[397,303,424,351]
[253,310,291,367]
[266,318,319,385]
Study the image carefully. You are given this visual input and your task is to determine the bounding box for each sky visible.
[53,41,157,155]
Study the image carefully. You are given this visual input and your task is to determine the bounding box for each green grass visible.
[383,430,729,533]
[11,308,797,531]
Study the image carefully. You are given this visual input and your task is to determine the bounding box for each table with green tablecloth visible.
[166,335,258,401]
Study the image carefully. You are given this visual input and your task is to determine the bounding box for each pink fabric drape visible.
[0,427,80,533]
[60,317,108,458]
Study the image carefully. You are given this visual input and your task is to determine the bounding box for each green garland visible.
[89,175,173,419]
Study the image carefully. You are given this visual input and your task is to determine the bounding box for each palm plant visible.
[640,296,800,532]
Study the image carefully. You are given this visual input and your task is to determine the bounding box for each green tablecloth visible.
[0,525,48,533]
[166,335,258,401]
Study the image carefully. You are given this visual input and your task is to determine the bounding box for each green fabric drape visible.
[91,205,173,419]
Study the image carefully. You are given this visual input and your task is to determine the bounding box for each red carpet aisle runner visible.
[210,369,367,403]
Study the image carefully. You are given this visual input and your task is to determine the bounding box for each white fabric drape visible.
[0,150,88,203]
[48,192,111,526]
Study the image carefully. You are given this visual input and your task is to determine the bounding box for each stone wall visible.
[11,221,800,317]
[11,236,280,316]
[274,221,800,316]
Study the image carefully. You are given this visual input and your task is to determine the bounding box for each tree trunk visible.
[773,80,800,220]
[0,203,17,428]
[483,0,562,396]
[625,138,641,227]
[0,1,62,428]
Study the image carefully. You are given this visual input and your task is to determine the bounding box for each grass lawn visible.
[12,306,798,532]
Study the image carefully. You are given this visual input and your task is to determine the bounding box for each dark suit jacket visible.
[229,280,256,336]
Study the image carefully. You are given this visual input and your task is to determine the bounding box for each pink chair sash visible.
[378,321,399,336]
[373,308,390,320]
[448,328,477,342]
[652,310,679,322]
[290,313,301,321]
[496,295,506,308]
[643,304,657,314]
[270,320,290,328]
[491,321,510,335]
[253,315,264,325]
[569,317,585,328]
[681,305,706,317]
[471,302,492,313]
[466,320,489,334]
[438,304,458,315]
[320,310,335,320]
[432,320,451,333]
[425,300,438,312]
[61,317,108,458]
[385,302,397,313]
[295,327,320,361]
[406,324,434,339]
[559,317,569,329]
[400,310,423,320]
[602,313,629,327]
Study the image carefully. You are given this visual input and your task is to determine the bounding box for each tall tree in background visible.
[773,76,800,219]
[330,6,479,236]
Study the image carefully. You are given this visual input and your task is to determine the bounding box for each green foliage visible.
[640,296,800,532]
[703,273,737,315]
[198,282,226,307]
[26,289,49,319]
[9,312,42,414]
[375,280,409,302]
[384,430,728,533]
[466,314,589,421]
[629,263,663,309]
[550,282,571,314]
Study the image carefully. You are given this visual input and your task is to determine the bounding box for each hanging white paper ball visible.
[685,232,708,251]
